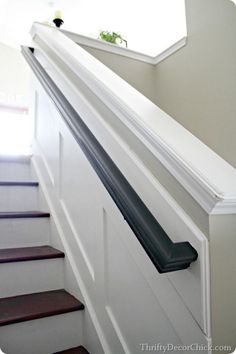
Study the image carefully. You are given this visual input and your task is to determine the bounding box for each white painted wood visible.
[32,23,187,66]
[0,160,32,181]
[0,311,83,354]
[31,77,211,353]
[152,37,187,64]
[0,258,64,298]
[30,22,236,215]
[0,186,38,211]
[0,218,50,249]
[0,158,87,353]
[32,153,109,354]
[31,55,210,334]
[0,155,31,163]
[34,88,60,186]
[102,206,209,353]
[62,28,155,64]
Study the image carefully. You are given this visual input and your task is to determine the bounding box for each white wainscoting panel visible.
[32,67,211,353]
[103,208,182,354]
[35,90,60,186]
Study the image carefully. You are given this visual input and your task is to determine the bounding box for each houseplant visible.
[98,31,127,48]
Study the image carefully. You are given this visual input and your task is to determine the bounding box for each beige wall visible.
[152,2,236,349]
[80,44,156,104]
[81,0,236,170]
[0,42,30,106]
[153,0,236,169]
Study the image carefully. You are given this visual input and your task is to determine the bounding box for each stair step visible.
[54,346,89,354]
[0,160,32,181]
[0,155,31,163]
[0,256,64,298]
[0,211,50,219]
[0,289,84,326]
[0,186,39,212]
[0,246,64,263]
[0,311,83,354]
[0,181,38,186]
[0,218,50,249]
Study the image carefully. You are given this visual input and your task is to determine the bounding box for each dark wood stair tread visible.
[0,181,38,186]
[54,346,89,354]
[0,246,64,263]
[0,211,50,219]
[0,289,84,326]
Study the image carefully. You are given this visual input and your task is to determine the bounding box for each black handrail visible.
[21,46,198,273]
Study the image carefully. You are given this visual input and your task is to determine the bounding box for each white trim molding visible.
[32,23,187,65]
[152,37,187,65]
[63,29,187,65]
[30,22,236,215]
[62,28,156,64]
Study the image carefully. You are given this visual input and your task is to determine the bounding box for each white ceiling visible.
[0,0,187,55]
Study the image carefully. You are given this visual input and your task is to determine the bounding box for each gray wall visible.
[153,0,236,168]
[80,45,156,105]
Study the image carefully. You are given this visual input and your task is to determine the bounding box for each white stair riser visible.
[0,218,50,249]
[0,311,83,354]
[0,186,39,211]
[0,162,32,181]
[0,259,64,298]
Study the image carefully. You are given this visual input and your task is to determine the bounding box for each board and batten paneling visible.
[32,78,210,353]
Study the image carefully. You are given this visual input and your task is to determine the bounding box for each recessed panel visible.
[104,210,182,353]
[59,129,103,282]
[35,89,59,184]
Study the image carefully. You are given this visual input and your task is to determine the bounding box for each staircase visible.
[0,156,89,354]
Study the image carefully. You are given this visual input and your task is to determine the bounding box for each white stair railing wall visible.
[27,22,236,354]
